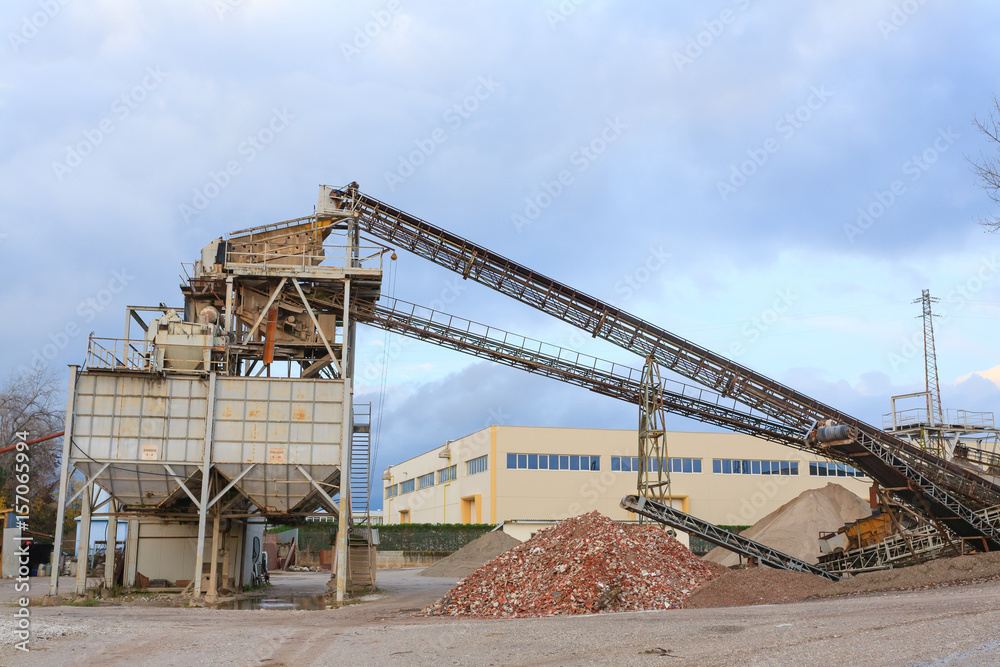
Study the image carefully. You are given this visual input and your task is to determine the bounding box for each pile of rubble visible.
[424,511,718,617]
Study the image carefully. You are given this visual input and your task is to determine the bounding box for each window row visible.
[713,459,799,475]
[388,455,864,498]
[438,465,457,484]
[387,458,489,499]
[810,461,865,478]
[506,453,601,471]
[467,455,489,476]
[610,457,703,474]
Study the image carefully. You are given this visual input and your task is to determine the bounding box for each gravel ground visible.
[684,568,833,608]
[3,569,1000,665]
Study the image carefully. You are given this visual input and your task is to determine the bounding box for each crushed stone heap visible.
[703,482,871,567]
[420,531,522,579]
[424,511,719,617]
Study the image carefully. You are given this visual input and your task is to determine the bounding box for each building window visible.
[611,457,701,473]
[399,479,415,494]
[712,459,799,475]
[467,455,488,476]
[438,465,457,483]
[385,484,397,499]
[506,453,600,471]
[810,461,865,477]
[418,473,435,489]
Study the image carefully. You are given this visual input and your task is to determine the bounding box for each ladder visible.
[350,403,372,527]
[348,403,376,592]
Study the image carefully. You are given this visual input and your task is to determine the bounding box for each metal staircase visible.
[350,403,372,527]
[348,403,375,593]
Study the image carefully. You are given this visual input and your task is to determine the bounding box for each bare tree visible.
[0,367,66,534]
[970,96,1000,231]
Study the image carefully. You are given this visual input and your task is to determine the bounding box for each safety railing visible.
[883,408,996,431]
[85,337,154,371]
[225,242,384,273]
[85,336,224,374]
[358,296,794,440]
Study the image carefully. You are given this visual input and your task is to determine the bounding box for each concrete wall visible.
[383,426,872,529]
[132,519,244,589]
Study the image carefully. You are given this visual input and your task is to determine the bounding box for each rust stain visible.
[293,408,307,421]
[222,406,232,418]
[248,409,262,418]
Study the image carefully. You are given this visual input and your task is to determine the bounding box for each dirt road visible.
[2,569,998,666]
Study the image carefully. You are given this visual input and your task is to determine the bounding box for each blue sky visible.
[3,1,1000,508]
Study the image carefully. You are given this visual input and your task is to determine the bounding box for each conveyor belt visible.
[621,495,841,581]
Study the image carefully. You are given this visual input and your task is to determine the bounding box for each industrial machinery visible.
[51,182,1000,594]
[50,187,385,601]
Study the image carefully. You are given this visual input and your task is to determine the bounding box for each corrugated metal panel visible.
[71,373,345,512]
[72,374,209,507]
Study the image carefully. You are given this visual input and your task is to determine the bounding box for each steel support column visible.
[49,365,78,596]
[75,484,92,595]
[193,372,217,597]
[103,501,118,591]
[206,511,221,602]
[335,280,352,604]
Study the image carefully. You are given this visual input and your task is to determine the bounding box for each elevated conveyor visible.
[335,184,1000,548]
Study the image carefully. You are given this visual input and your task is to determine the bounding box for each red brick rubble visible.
[424,511,719,618]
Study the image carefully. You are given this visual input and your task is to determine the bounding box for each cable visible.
[370,257,396,494]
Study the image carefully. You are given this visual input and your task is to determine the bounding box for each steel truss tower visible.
[638,356,671,512]
[917,289,943,425]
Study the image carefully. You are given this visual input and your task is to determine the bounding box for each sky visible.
[3,1,1000,510]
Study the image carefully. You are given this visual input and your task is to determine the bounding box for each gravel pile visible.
[704,483,871,567]
[425,511,718,617]
[419,531,521,579]
[685,566,834,608]
[817,550,1000,597]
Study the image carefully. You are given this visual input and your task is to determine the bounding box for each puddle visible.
[209,594,328,611]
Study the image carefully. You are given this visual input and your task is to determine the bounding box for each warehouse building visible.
[382,426,870,536]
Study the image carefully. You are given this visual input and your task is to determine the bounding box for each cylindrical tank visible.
[815,424,857,443]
